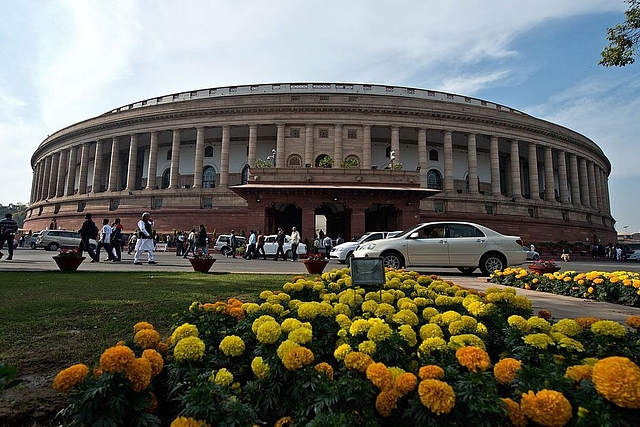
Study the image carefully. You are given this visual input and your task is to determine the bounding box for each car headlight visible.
[361,243,377,251]
[332,247,344,252]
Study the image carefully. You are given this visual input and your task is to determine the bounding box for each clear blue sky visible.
[1,1,638,233]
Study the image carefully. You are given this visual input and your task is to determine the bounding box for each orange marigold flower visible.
[575,317,600,329]
[564,365,593,382]
[455,346,491,372]
[520,389,572,427]
[274,416,294,427]
[52,364,89,392]
[344,351,373,372]
[282,346,314,371]
[170,417,211,427]
[592,357,640,409]
[493,358,522,385]
[419,365,445,380]
[142,349,164,377]
[134,328,161,349]
[125,357,153,392]
[375,390,400,417]
[314,362,334,380]
[394,372,418,396]
[99,345,135,373]
[626,315,640,330]
[502,397,527,427]
[418,379,456,415]
[133,321,154,334]
[366,362,394,391]
[156,342,169,355]
[537,310,552,319]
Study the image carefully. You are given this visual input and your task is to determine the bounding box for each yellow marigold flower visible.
[358,340,376,355]
[251,356,270,379]
[170,417,211,427]
[374,303,396,319]
[344,351,373,372]
[211,368,234,387]
[508,315,529,331]
[392,309,420,326]
[100,345,135,373]
[219,335,246,357]
[133,321,154,334]
[52,364,89,392]
[626,315,640,329]
[134,328,161,350]
[398,324,417,347]
[256,320,282,345]
[419,365,445,380]
[522,333,554,349]
[277,339,300,360]
[502,397,527,427]
[333,343,352,360]
[125,357,152,392]
[418,379,455,415]
[455,346,491,372]
[419,323,444,339]
[375,390,400,417]
[314,362,334,380]
[333,303,351,316]
[282,346,314,370]
[592,357,640,409]
[564,365,593,382]
[288,327,313,344]
[552,333,584,352]
[591,320,627,338]
[297,302,320,320]
[520,389,572,427]
[280,318,303,333]
[142,349,164,377]
[335,313,352,329]
[441,310,462,325]
[173,336,205,362]
[367,319,393,342]
[418,337,448,356]
[551,319,581,337]
[394,372,417,396]
[251,315,276,334]
[274,416,294,427]
[349,319,370,336]
[422,306,440,321]
[527,317,551,333]
[366,362,394,391]
[448,334,486,350]
[476,322,488,335]
[493,358,522,385]
[171,323,199,344]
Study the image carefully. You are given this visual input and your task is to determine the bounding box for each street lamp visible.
[390,150,396,169]
[266,148,276,167]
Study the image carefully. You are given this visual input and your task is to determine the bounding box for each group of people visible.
[311,230,342,259]
[172,225,209,258]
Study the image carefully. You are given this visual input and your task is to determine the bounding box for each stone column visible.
[78,142,90,194]
[65,146,78,196]
[587,161,598,208]
[56,150,68,197]
[49,152,60,199]
[417,128,427,185]
[557,150,569,203]
[467,133,478,194]
[594,165,603,210]
[304,123,314,166]
[168,129,181,189]
[108,136,121,191]
[247,125,257,168]
[362,125,372,169]
[390,126,400,167]
[568,154,581,206]
[146,131,159,190]
[276,123,285,168]
[490,135,501,196]
[543,146,555,201]
[443,130,454,192]
[30,164,37,203]
[192,127,205,188]
[509,140,521,198]
[35,161,44,201]
[92,139,104,193]
[602,170,611,214]
[527,142,539,199]
[578,157,590,207]
[334,123,343,166]
[219,125,230,188]
[126,134,139,191]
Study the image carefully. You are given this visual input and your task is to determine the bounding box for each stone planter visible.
[53,256,86,272]
[301,259,329,274]
[528,265,561,275]
[189,258,216,273]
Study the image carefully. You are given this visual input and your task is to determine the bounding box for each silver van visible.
[36,230,97,251]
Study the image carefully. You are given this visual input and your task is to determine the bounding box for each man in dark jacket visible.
[273,227,287,261]
[79,213,99,262]
[0,213,18,260]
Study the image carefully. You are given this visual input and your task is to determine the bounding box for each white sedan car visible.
[352,221,526,275]
[263,235,307,258]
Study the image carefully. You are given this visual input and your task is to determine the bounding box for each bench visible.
[154,243,168,252]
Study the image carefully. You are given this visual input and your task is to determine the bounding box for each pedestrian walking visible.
[134,212,156,265]
[0,213,18,260]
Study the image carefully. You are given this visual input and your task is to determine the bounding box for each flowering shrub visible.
[188,249,213,259]
[53,268,640,426]
[56,248,83,258]
[491,268,640,306]
[529,258,559,269]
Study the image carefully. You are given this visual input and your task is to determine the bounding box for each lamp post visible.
[390,150,396,169]
[266,148,276,168]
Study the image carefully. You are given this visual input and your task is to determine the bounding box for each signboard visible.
[350,257,386,288]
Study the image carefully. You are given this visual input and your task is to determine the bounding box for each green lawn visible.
[0,272,295,373]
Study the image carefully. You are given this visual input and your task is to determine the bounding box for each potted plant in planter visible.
[301,253,329,274]
[528,258,561,274]
[186,250,216,273]
[53,248,86,271]
[340,157,359,169]
[318,155,333,168]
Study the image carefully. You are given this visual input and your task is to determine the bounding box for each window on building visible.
[161,168,170,189]
[528,207,538,218]
[202,197,213,208]
[485,204,495,215]
[287,154,303,167]
[204,146,214,157]
[153,198,163,209]
[166,150,172,161]
[434,200,445,213]
[77,202,85,213]
[319,128,329,138]
[289,128,300,138]
[427,169,443,190]
[110,199,119,211]
[347,129,358,139]
[202,166,216,188]
[429,149,439,161]
[562,210,570,222]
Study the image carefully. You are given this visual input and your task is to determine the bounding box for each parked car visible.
[214,235,247,256]
[35,230,97,251]
[351,221,526,275]
[627,249,640,262]
[263,235,307,258]
[330,231,400,264]
[522,246,540,261]
[28,231,42,249]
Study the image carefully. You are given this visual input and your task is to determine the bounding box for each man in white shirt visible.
[134,212,156,265]
[97,218,116,262]
[290,227,300,261]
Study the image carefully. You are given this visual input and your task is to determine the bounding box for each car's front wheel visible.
[47,242,60,251]
[221,246,233,256]
[479,253,506,276]
[381,251,405,269]
[532,254,540,261]
[345,252,354,266]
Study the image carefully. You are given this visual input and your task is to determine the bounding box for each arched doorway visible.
[314,203,349,241]
[365,204,399,231]
[265,203,303,237]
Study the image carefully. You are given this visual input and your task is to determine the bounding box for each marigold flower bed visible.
[490,268,640,307]
[53,268,640,426]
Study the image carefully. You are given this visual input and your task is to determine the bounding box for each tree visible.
[600,0,640,67]
[0,203,28,228]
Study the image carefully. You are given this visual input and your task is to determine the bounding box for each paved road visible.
[2,248,640,323]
